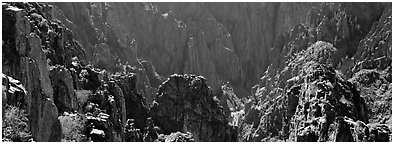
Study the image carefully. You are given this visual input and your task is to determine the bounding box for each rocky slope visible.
[150,74,236,141]
[2,3,63,141]
[238,2,391,142]
[2,2,146,141]
[45,2,326,97]
[2,2,392,142]
[2,2,236,142]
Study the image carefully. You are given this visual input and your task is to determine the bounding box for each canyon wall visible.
[238,2,391,142]
[2,2,391,142]
[48,2,321,97]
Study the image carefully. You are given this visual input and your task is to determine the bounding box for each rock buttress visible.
[150,74,236,141]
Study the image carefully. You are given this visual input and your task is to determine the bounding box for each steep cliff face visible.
[205,3,319,90]
[2,2,391,142]
[50,66,78,113]
[2,2,152,142]
[150,74,236,141]
[350,4,392,74]
[48,2,321,97]
[2,3,64,141]
[238,2,391,142]
[46,3,156,105]
[252,2,388,112]
[348,4,392,134]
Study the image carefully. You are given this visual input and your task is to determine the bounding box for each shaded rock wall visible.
[2,2,232,142]
[150,74,236,141]
[2,3,63,141]
[50,66,78,113]
[110,73,148,130]
[2,2,391,142]
[48,2,322,97]
[238,2,391,142]
[350,4,392,74]
[2,3,159,141]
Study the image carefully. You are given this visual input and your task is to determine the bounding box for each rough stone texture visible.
[337,4,392,77]
[79,71,150,142]
[2,76,7,117]
[23,33,63,142]
[205,3,319,93]
[48,2,324,97]
[150,74,235,141]
[238,2,391,142]
[261,2,386,98]
[49,66,78,113]
[140,60,163,88]
[286,61,368,142]
[218,83,244,122]
[158,132,194,142]
[2,73,28,117]
[111,73,148,130]
[2,3,63,141]
[349,68,392,136]
[2,2,391,142]
[86,81,125,142]
[346,4,392,141]
[350,5,392,72]
[121,65,156,107]
[28,33,55,102]
[240,42,389,142]
[77,66,102,91]
[2,73,27,107]
[84,113,110,142]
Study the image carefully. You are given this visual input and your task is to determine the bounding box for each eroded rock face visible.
[238,2,391,142]
[286,62,368,142]
[342,4,392,141]
[2,73,28,119]
[2,74,27,108]
[2,2,160,142]
[352,4,392,70]
[150,74,236,141]
[342,4,392,77]
[111,73,148,130]
[79,71,150,142]
[218,83,244,124]
[86,80,126,141]
[158,132,195,142]
[2,3,63,141]
[2,2,391,142]
[350,69,392,128]
[140,60,163,88]
[48,2,325,97]
[240,41,389,142]
[50,66,78,113]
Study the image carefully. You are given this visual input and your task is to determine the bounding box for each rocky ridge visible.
[150,74,236,141]
[47,2,326,97]
[238,3,391,142]
[2,2,236,142]
[2,2,392,142]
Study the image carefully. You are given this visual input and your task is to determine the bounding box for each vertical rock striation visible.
[150,74,236,141]
[2,2,391,142]
[49,2,322,97]
[239,2,391,142]
[2,3,62,141]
